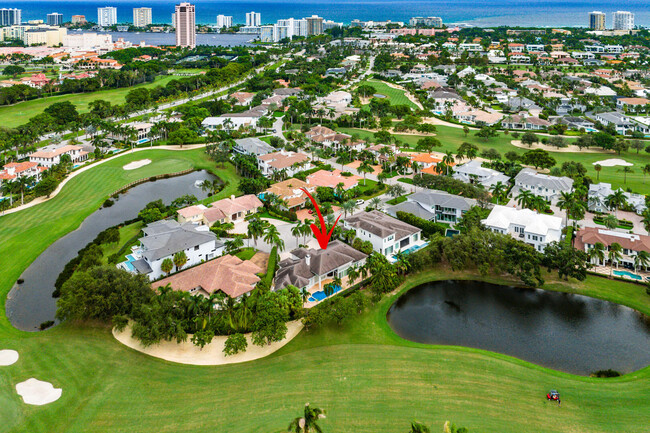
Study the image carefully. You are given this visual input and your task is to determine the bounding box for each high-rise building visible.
[0,8,22,26]
[175,3,195,48]
[276,18,308,39]
[71,15,87,25]
[133,7,152,27]
[97,7,117,27]
[246,11,261,27]
[613,11,634,30]
[323,20,343,31]
[46,12,63,26]
[305,15,323,36]
[409,16,443,27]
[589,11,606,30]
[171,13,176,28]
[216,14,232,29]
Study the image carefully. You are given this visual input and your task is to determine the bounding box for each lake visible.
[5,170,218,332]
[387,280,650,375]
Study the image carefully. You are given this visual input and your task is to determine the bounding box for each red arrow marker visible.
[300,187,341,250]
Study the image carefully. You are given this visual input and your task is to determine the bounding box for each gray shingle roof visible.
[234,137,274,156]
[386,201,436,221]
[408,190,477,212]
[140,221,220,262]
[344,210,420,240]
[274,241,366,290]
[515,168,573,192]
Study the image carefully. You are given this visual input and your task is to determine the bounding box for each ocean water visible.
[10,0,650,27]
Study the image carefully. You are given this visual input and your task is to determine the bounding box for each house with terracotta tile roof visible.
[264,178,315,210]
[229,91,256,106]
[306,169,361,190]
[152,254,262,299]
[29,144,89,168]
[0,161,43,184]
[176,194,263,227]
[257,151,312,178]
[574,227,650,269]
[616,97,650,112]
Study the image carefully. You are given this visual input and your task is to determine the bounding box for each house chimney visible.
[306,254,311,266]
[230,195,235,200]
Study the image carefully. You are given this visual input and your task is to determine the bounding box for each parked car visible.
[356,199,365,206]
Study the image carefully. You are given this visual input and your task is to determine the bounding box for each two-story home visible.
[592,112,635,135]
[29,144,89,168]
[501,115,551,130]
[264,178,315,210]
[177,194,263,226]
[232,137,275,156]
[306,169,361,190]
[123,220,225,280]
[343,210,423,257]
[390,190,477,224]
[588,183,647,215]
[0,161,45,186]
[152,254,262,300]
[482,205,564,252]
[513,168,574,204]
[274,240,367,292]
[574,227,650,270]
[257,151,312,178]
[452,160,510,189]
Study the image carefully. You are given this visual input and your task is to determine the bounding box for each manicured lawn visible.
[0,76,178,128]
[386,194,409,205]
[357,79,420,110]
[234,247,256,261]
[100,221,143,264]
[0,267,649,432]
[339,126,650,195]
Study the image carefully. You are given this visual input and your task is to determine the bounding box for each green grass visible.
[339,126,650,195]
[234,247,256,261]
[0,76,177,128]
[1,145,650,432]
[357,79,420,110]
[386,194,410,205]
[100,222,143,264]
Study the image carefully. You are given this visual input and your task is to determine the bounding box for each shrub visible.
[103,199,115,208]
[591,369,621,378]
[223,333,248,356]
[395,211,446,238]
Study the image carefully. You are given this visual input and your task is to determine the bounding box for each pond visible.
[387,280,650,375]
[6,170,219,332]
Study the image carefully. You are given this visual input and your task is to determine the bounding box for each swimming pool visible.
[398,242,428,255]
[308,285,342,302]
[613,270,642,280]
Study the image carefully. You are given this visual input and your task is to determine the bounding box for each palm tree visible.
[288,403,325,433]
[490,181,507,205]
[643,164,650,184]
[588,242,606,267]
[369,197,383,210]
[393,251,410,275]
[556,191,575,227]
[604,214,618,230]
[634,250,650,272]
[247,217,269,247]
[515,190,534,209]
[160,258,173,275]
[605,190,627,218]
[341,199,357,217]
[346,265,360,285]
[608,242,623,275]
[291,223,303,246]
[173,251,188,271]
[594,163,602,181]
[442,150,455,176]
[618,166,634,184]
[264,224,285,252]
[357,160,374,185]
[225,236,244,254]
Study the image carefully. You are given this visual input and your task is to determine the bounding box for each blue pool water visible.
[398,242,428,256]
[126,254,136,261]
[122,254,138,272]
[613,270,643,280]
[308,285,342,302]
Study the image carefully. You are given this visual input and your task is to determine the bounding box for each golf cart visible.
[546,390,560,401]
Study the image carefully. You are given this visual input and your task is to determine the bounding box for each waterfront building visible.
[246,11,261,27]
[613,11,634,30]
[133,7,152,27]
[409,16,443,27]
[305,15,323,36]
[97,7,117,27]
[175,2,195,48]
[0,8,21,26]
[71,15,86,24]
[589,11,605,30]
[216,14,232,29]
[46,13,63,26]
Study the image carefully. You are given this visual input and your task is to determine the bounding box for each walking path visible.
[113,320,303,366]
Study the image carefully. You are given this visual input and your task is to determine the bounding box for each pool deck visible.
[591,265,650,281]
[303,275,354,309]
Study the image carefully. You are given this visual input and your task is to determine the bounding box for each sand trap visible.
[113,320,303,366]
[593,158,634,167]
[16,378,62,405]
[123,159,151,170]
[510,140,605,153]
[0,350,19,366]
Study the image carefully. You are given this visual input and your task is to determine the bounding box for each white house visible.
[257,150,312,178]
[29,144,89,168]
[122,220,225,280]
[513,168,574,204]
[588,183,647,215]
[401,190,477,224]
[343,210,423,257]
[452,160,510,188]
[482,205,564,252]
[232,137,274,156]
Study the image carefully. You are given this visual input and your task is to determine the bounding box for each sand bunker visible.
[16,378,62,405]
[123,159,151,170]
[593,159,633,167]
[113,320,303,366]
[0,349,19,366]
